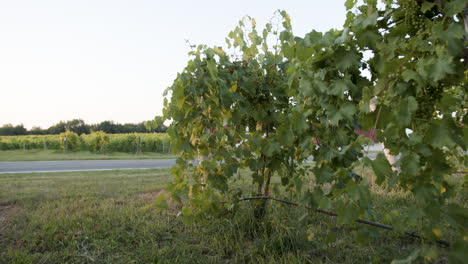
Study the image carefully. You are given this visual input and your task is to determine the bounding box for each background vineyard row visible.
[0,133,171,153]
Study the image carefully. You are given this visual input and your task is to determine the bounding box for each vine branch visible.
[239,196,450,247]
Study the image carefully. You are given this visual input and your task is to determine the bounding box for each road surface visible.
[0,159,176,174]
[0,145,386,174]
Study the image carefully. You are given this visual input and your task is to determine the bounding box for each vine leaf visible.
[425,120,455,148]
[400,151,420,176]
[313,165,334,184]
[367,154,393,185]
[335,48,360,71]
[327,104,356,126]
[429,57,454,82]
[396,96,417,127]
[344,0,357,10]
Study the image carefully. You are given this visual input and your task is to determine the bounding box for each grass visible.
[0,149,177,161]
[0,168,465,263]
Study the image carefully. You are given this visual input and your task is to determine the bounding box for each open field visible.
[0,149,177,162]
[0,168,465,263]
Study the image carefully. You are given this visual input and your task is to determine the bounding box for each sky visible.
[0,0,347,129]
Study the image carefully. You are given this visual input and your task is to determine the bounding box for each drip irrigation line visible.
[239,196,450,247]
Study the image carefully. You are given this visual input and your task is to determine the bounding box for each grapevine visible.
[163,1,467,262]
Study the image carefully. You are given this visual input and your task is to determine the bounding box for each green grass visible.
[0,149,177,161]
[0,168,464,263]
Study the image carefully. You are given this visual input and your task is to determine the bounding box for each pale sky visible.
[0,0,346,129]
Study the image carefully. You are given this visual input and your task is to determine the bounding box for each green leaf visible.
[330,79,348,97]
[433,23,465,56]
[292,111,308,131]
[208,174,228,192]
[319,197,332,210]
[425,120,455,148]
[429,57,454,82]
[446,204,468,229]
[420,2,435,13]
[356,30,381,49]
[335,48,360,71]
[181,207,194,225]
[327,103,356,126]
[299,79,313,97]
[337,201,360,224]
[278,126,294,146]
[346,182,361,201]
[400,151,420,176]
[206,59,218,79]
[413,183,437,201]
[407,132,423,146]
[370,153,393,185]
[263,141,281,157]
[345,0,357,10]
[361,11,378,28]
[396,96,418,126]
[293,177,304,192]
[445,0,467,16]
[295,38,314,61]
[304,30,323,47]
[449,239,468,264]
[401,70,421,83]
[313,165,334,184]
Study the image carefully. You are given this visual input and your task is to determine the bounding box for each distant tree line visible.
[0,117,167,136]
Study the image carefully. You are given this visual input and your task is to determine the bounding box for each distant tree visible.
[135,122,148,133]
[47,121,67,134]
[0,124,27,135]
[0,124,15,135]
[65,119,90,135]
[2,119,167,135]
[29,126,47,135]
[94,121,117,133]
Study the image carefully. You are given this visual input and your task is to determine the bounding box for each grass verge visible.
[0,168,464,263]
[0,149,177,161]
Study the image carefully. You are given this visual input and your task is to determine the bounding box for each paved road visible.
[0,144,387,174]
[0,159,176,174]
[0,155,379,174]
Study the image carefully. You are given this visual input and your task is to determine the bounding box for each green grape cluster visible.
[416,95,434,119]
[425,85,443,101]
[416,85,443,119]
[399,0,426,35]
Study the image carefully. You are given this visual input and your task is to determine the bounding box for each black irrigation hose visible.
[239,196,450,247]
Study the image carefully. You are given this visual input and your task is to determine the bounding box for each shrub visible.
[89,131,110,153]
[59,130,80,152]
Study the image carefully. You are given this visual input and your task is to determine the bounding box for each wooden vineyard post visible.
[136,136,141,154]
[63,135,68,153]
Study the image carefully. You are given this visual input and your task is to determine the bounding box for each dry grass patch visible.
[0,204,17,235]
